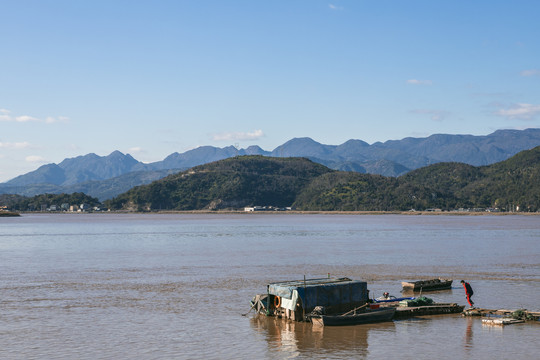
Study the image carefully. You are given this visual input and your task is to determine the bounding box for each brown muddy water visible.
[1,213,539,359]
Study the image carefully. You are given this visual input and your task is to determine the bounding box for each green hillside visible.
[106,156,332,211]
[2,192,100,211]
[460,146,540,211]
[94,147,540,212]
[293,172,398,211]
[294,146,540,211]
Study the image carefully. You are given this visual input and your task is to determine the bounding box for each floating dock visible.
[392,303,464,319]
[482,318,525,326]
[462,308,540,321]
[250,277,540,326]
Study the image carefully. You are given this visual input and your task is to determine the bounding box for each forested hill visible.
[106,156,332,211]
[106,147,540,212]
[296,146,540,211]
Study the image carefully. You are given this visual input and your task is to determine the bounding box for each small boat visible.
[311,307,396,326]
[375,296,415,303]
[401,278,452,292]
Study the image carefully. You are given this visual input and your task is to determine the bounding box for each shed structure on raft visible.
[251,277,368,322]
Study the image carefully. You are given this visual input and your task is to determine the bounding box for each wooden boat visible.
[375,296,415,303]
[311,307,396,326]
[401,278,452,292]
[394,303,464,318]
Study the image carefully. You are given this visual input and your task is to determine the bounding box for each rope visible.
[242,302,257,316]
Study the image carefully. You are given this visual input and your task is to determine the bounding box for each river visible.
[1,213,538,359]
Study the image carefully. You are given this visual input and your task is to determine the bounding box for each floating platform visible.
[462,308,540,321]
[482,318,525,326]
[393,303,464,319]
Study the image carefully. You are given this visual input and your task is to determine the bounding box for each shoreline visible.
[15,210,540,216]
[0,211,20,217]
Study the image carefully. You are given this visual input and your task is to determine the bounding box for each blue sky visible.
[1,0,539,182]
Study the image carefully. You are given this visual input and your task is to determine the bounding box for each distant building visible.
[244,206,291,212]
[244,206,265,212]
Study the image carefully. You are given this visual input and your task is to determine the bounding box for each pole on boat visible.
[341,303,368,316]
[303,275,306,321]
[266,285,270,316]
[242,301,256,316]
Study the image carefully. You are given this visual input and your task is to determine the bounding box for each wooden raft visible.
[462,308,540,321]
[482,318,525,326]
[393,303,464,319]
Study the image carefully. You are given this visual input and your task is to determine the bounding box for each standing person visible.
[461,280,474,307]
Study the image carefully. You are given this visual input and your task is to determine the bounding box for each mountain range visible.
[2,128,540,200]
[105,146,540,212]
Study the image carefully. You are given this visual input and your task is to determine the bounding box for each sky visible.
[1,0,539,182]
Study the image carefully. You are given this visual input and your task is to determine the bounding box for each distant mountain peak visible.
[271,137,337,158]
[107,150,126,157]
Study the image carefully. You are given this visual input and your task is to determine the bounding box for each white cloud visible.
[495,103,540,120]
[67,143,80,151]
[25,155,46,163]
[16,115,40,122]
[0,108,68,123]
[407,79,433,85]
[329,4,344,10]
[45,116,70,124]
[520,69,540,77]
[410,109,449,121]
[128,147,144,154]
[212,129,264,142]
[0,108,13,121]
[0,141,31,149]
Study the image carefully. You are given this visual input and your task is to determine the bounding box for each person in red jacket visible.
[461,280,474,307]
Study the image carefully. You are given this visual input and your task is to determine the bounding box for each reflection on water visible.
[464,317,474,352]
[250,314,397,358]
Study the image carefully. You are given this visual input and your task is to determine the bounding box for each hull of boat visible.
[313,307,396,326]
[402,279,452,291]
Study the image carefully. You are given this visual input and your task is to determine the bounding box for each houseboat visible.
[250,277,369,322]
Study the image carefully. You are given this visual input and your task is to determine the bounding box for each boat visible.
[401,278,452,292]
[311,307,396,326]
[394,303,464,318]
[250,277,369,322]
[375,296,415,303]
